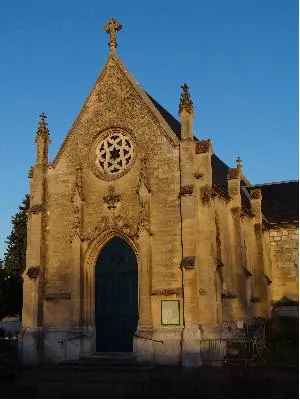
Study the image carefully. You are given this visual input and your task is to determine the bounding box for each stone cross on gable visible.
[104,18,123,53]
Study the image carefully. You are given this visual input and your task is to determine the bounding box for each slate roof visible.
[146,93,181,138]
[146,93,299,225]
[246,181,299,224]
[146,92,230,191]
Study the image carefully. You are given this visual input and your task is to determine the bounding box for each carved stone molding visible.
[181,256,196,269]
[243,267,252,277]
[179,185,194,197]
[221,290,236,299]
[135,208,153,238]
[72,166,85,201]
[250,296,260,303]
[151,288,183,295]
[137,158,151,194]
[28,166,34,178]
[227,168,239,180]
[250,188,262,200]
[103,185,121,209]
[200,184,212,204]
[44,292,71,300]
[70,205,81,242]
[195,140,211,154]
[89,214,133,243]
[264,274,272,285]
[26,266,40,279]
[29,204,43,214]
[194,172,203,179]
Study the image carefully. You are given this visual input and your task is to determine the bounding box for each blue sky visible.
[0,0,298,257]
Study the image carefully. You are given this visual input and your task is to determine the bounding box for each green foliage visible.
[0,195,29,320]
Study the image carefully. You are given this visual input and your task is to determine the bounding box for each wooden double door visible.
[95,237,138,352]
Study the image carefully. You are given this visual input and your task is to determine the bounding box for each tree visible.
[0,194,29,320]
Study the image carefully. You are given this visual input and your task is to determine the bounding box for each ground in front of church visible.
[0,364,298,398]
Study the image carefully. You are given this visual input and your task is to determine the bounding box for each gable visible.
[51,55,180,169]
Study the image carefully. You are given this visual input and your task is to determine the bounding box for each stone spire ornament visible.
[236,156,242,169]
[104,18,123,54]
[35,112,50,141]
[35,112,50,165]
[179,83,193,115]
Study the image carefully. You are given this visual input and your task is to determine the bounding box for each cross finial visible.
[104,18,123,54]
[36,112,49,141]
[236,156,242,169]
[179,83,193,114]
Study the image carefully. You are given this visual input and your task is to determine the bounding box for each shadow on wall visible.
[271,296,299,319]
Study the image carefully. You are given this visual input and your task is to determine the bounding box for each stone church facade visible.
[20,19,298,366]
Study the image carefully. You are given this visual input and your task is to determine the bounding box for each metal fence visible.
[199,319,266,365]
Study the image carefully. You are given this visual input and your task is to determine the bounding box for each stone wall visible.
[269,225,298,302]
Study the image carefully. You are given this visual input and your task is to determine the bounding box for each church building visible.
[20,19,298,367]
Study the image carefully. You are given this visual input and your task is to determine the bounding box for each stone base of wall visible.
[19,328,42,366]
[19,324,233,366]
[182,324,202,367]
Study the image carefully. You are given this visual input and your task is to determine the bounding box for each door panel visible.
[95,237,138,352]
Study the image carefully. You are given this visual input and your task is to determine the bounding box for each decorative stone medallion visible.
[92,128,135,180]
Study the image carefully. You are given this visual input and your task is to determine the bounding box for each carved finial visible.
[236,157,242,169]
[35,112,50,142]
[179,83,193,114]
[104,18,123,53]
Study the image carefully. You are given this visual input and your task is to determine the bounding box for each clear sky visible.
[0,0,298,257]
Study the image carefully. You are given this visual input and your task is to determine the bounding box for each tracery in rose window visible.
[97,132,133,175]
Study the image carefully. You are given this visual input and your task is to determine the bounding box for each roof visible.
[145,93,181,138]
[247,181,299,224]
[146,94,299,224]
[146,92,230,191]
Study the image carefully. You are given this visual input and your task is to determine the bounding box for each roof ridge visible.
[247,180,299,187]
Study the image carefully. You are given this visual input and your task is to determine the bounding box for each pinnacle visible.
[179,83,193,115]
[35,112,50,141]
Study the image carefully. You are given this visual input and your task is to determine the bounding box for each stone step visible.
[57,352,153,372]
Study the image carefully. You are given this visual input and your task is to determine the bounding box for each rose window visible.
[96,131,134,176]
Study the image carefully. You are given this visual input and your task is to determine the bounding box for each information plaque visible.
[161,300,180,325]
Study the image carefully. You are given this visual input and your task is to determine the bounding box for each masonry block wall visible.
[269,225,299,303]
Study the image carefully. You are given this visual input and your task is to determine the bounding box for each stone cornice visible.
[151,288,183,296]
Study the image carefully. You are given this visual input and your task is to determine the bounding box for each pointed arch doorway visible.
[95,237,138,352]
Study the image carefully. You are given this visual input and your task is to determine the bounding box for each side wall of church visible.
[269,225,299,303]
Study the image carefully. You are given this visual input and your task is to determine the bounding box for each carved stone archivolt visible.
[89,214,133,243]
[200,184,212,204]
